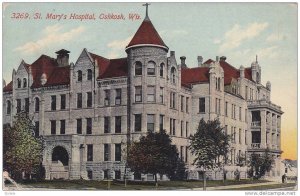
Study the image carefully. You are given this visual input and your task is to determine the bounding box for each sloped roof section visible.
[3,81,12,92]
[43,66,70,87]
[126,19,168,50]
[88,52,110,78]
[181,67,210,87]
[100,58,128,79]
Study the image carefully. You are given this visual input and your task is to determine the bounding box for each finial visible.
[143,3,150,20]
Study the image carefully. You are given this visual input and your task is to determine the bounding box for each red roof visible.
[89,53,110,78]
[3,81,12,92]
[126,19,167,49]
[100,58,128,79]
[181,67,210,86]
[43,66,70,87]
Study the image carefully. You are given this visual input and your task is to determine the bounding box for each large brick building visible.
[3,9,283,181]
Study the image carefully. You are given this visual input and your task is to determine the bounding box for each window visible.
[181,121,184,137]
[77,93,82,108]
[77,70,82,82]
[87,144,93,161]
[87,69,92,80]
[181,96,184,111]
[115,116,121,133]
[104,117,110,133]
[233,127,236,143]
[159,87,164,103]
[171,67,176,84]
[135,86,142,102]
[34,121,39,137]
[245,130,248,145]
[115,170,121,180]
[170,118,176,135]
[160,63,164,77]
[185,146,188,163]
[225,125,228,136]
[186,122,189,137]
[115,89,121,105]
[180,146,184,160]
[87,92,92,107]
[87,118,92,134]
[104,170,108,179]
[245,86,248,100]
[17,78,21,88]
[115,144,121,161]
[6,100,11,114]
[25,98,29,112]
[147,114,154,132]
[23,78,27,88]
[239,107,242,121]
[147,86,155,102]
[104,90,110,106]
[147,61,155,75]
[134,114,142,132]
[16,99,21,113]
[88,171,93,180]
[60,94,66,110]
[215,98,218,114]
[104,144,111,161]
[239,129,242,144]
[245,109,248,122]
[225,102,228,116]
[186,97,189,113]
[199,98,205,113]
[159,115,164,131]
[170,92,176,109]
[135,61,142,76]
[77,119,82,134]
[60,120,65,134]
[51,120,56,135]
[51,95,56,111]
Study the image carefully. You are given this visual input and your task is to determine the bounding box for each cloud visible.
[257,46,279,59]
[107,36,132,50]
[266,33,286,42]
[14,24,85,55]
[213,38,221,44]
[219,22,269,52]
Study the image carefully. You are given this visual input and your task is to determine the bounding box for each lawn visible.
[18,179,271,190]
[224,183,297,191]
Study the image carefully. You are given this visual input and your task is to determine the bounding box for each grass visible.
[18,179,272,190]
[223,183,297,190]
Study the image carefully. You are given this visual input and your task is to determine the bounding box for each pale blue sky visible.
[2,3,298,158]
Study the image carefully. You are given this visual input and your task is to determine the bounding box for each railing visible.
[247,100,282,111]
[251,121,261,127]
[251,143,261,149]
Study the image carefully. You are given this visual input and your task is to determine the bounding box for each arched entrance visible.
[50,146,69,180]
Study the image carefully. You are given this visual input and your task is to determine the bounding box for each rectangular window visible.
[25,98,29,112]
[181,121,184,137]
[181,96,184,111]
[199,98,205,113]
[225,125,228,136]
[115,89,121,105]
[245,86,248,100]
[186,97,189,113]
[231,104,234,119]
[218,99,221,115]
[159,87,164,103]
[115,170,121,180]
[115,144,121,161]
[239,107,242,121]
[134,114,142,132]
[115,116,121,133]
[135,86,142,102]
[104,117,110,133]
[87,144,93,161]
[215,98,218,114]
[60,120,65,134]
[159,115,164,132]
[225,102,228,116]
[185,146,188,163]
[87,171,93,180]
[170,118,176,135]
[147,114,155,132]
[233,127,236,143]
[245,109,248,122]
[16,99,21,113]
[239,129,242,144]
[180,146,184,160]
[147,86,155,102]
[86,118,92,134]
[34,121,39,137]
[51,96,56,111]
[87,92,92,108]
[245,130,248,145]
[104,90,110,106]
[77,119,82,134]
[77,93,82,108]
[170,92,176,108]
[51,120,56,135]
[104,144,111,161]
[104,170,108,179]
[186,122,189,137]
[60,94,66,110]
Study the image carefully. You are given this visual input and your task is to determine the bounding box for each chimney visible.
[170,51,175,57]
[216,56,219,62]
[56,49,70,67]
[180,56,187,68]
[239,65,245,78]
[197,56,203,67]
[220,56,226,62]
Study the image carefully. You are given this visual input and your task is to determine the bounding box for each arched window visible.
[171,67,176,84]
[77,70,82,82]
[87,69,92,81]
[256,72,260,83]
[147,61,156,75]
[6,100,11,114]
[17,78,21,88]
[35,97,40,112]
[160,63,164,77]
[23,78,27,88]
[135,61,142,76]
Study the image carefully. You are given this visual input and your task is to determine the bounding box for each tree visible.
[127,130,182,187]
[3,112,43,181]
[247,149,275,179]
[189,118,230,190]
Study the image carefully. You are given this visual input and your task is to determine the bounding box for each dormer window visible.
[17,78,21,88]
[87,69,92,81]
[77,70,82,82]
[23,78,27,88]
[135,61,142,76]
[160,63,164,77]
[147,61,156,75]
[171,67,176,84]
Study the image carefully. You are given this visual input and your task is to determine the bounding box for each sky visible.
[2,2,297,160]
